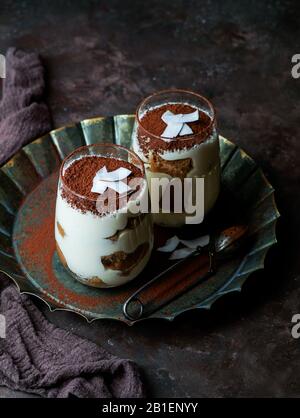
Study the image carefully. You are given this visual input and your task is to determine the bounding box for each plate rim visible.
[0,115,280,325]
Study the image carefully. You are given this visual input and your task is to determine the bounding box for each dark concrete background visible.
[0,0,300,397]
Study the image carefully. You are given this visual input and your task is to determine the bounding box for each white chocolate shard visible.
[161,110,177,124]
[157,234,210,257]
[94,166,131,182]
[161,109,199,140]
[179,123,193,136]
[169,247,195,260]
[92,180,132,194]
[162,109,199,124]
[91,166,132,194]
[91,181,108,194]
[180,109,199,123]
[161,122,183,139]
[157,235,180,252]
[105,181,132,194]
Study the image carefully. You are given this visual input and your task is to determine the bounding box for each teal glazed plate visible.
[0,115,280,324]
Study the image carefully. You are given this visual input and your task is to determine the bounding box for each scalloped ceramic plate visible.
[0,115,279,324]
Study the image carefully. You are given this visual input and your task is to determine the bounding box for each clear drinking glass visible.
[55,143,153,288]
[132,89,220,227]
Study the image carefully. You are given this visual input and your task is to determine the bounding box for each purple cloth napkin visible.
[0,48,145,398]
[0,48,52,165]
[0,276,144,398]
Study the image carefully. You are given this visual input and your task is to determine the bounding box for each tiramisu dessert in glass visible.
[132,89,220,227]
[55,144,153,288]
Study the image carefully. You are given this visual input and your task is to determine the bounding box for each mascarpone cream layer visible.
[55,182,153,287]
[132,123,220,227]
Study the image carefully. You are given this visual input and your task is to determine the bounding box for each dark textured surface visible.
[0,0,300,397]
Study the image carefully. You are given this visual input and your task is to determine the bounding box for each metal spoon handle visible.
[123,243,216,322]
[122,225,248,322]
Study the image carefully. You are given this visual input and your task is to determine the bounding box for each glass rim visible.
[136,88,216,141]
[59,142,146,202]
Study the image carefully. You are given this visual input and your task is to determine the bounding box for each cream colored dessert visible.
[55,147,153,288]
[132,96,220,227]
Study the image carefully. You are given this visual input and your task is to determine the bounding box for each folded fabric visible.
[0,48,145,398]
[0,47,52,165]
[0,275,145,398]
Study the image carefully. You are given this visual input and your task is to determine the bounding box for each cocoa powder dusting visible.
[61,156,142,215]
[16,172,103,308]
[137,103,214,156]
